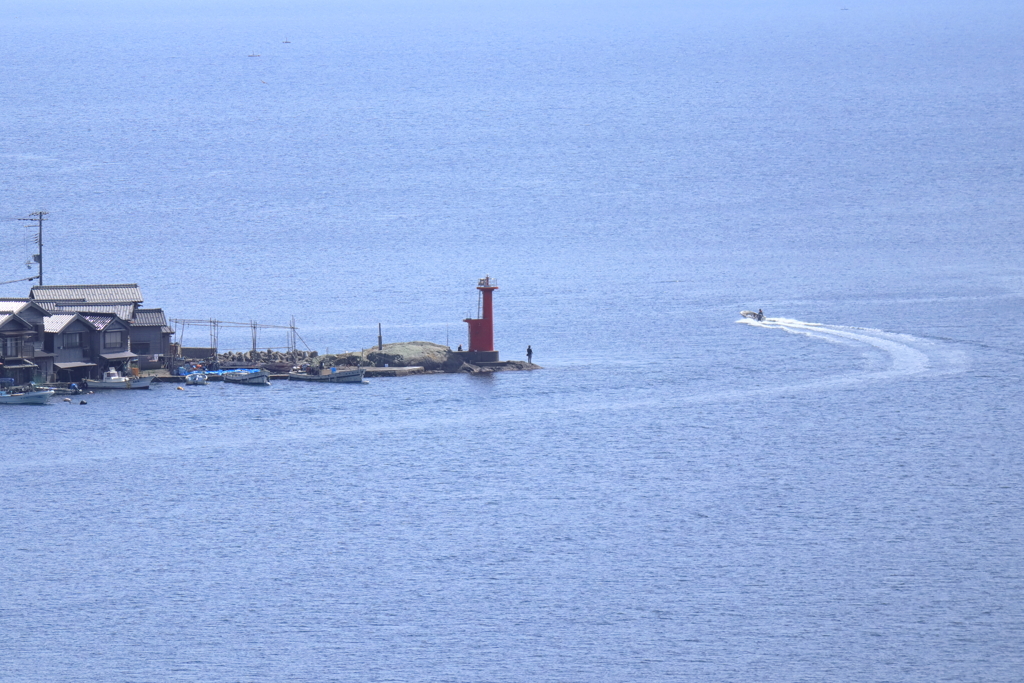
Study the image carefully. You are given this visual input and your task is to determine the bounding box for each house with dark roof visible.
[0,299,53,385]
[82,314,135,373]
[43,312,98,382]
[30,283,174,369]
[129,309,174,368]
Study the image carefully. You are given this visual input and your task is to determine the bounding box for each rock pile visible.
[209,342,540,374]
[216,349,315,364]
[313,342,460,372]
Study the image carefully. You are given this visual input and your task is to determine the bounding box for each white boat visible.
[185,372,208,385]
[223,369,270,385]
[89,368,154,390]
[287,367,365,383]
[741,310,766,321]
[0,388,55,405]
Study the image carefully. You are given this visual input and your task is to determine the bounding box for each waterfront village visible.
[0,277,536,400]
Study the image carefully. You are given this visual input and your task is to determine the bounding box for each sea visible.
[2,1,1023,681]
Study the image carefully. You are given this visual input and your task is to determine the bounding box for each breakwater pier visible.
[155,341,539,383]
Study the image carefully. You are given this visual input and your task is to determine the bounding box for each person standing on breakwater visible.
[527,345,533,363]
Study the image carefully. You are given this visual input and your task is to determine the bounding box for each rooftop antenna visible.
[17,211,47,286]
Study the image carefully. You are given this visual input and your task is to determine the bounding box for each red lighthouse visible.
[463,275,500,362]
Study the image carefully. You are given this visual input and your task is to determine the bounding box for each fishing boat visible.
[288,367,365,384]
[185,372,208,385]
[90,368,154,390]
[0,387,55,405]
[223,369,271,385]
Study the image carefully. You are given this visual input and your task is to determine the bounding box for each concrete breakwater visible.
[213,342,539,375]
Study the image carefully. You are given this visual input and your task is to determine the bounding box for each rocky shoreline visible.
[213,341,539,375]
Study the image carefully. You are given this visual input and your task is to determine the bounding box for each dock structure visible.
[170,316,308,359]
[150,277,537,380]
[364,366,424,377]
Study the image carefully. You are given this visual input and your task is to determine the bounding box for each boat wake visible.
[737,315,965,381]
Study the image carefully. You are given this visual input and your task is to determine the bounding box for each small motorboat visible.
[0,389,55,405]
[185,372,208,385]
[0,387,55,405]
[90,368,154,390]
[287,367,365,384]
[223,369,271,386]
[741,310,766,321]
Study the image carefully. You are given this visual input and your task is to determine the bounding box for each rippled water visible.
[3,1,1024,681]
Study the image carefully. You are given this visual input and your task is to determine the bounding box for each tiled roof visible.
[43,313,84,334]
[35,301,135,321]
[0,312,32,331]
[0,298,49,316]
[131,308,168,326]
[31,283,143,304]
[81,314,116,331]
[0,299,29,314]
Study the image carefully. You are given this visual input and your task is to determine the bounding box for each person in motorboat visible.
[756,309,764,321]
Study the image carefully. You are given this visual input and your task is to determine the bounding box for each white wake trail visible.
[739,316,939,379]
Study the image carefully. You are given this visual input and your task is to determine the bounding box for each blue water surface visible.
[2,1,1023,681]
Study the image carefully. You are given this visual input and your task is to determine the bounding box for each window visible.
[131,342,150,355]
[104,331,123,349]
[64,332,82,348]
[3,336,21,357]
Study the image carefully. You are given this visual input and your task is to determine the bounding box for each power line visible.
[0,275,39,287]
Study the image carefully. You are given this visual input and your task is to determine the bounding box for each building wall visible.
[90,319,131,364]
[52,320,96,365]
[0,320,34,385]
[130,325,171,367]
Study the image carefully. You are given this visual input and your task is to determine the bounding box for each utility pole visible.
[18,211,47,286]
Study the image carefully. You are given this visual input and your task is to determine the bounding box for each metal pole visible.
[17,211,47,286]
[36,213,43,286]
[378,323,382,350]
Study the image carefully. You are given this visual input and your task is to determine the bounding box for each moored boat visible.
[89,368,154,390]
[185,372,208,385]
[287,367,365,384]
[0,388,55,405]
[223,369,271,385]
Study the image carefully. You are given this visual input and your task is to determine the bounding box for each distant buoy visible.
[177,386,185,391]
[79,400,88,405]
[63,397,72,402]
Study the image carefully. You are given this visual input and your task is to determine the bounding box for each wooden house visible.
[44,313,100,382]
[31,283,174,369]
[0,299,53,384]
